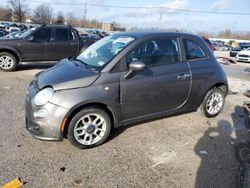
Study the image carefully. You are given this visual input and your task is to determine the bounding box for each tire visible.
[199,87,226,118]
[0,52,18,72]
[67,107,111,149]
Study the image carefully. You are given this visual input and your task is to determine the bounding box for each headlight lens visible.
[34,87,54,106]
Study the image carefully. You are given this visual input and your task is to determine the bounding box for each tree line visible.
[0,0,104,29]
[0,0,249,40]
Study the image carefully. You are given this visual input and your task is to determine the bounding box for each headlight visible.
[34,87,54,106]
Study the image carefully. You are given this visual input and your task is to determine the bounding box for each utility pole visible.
[159,7,163,21]
[158,7,163,30]
[84,1,87,28]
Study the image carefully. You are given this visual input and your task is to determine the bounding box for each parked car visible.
[19,24,28,31]
[80,32,99,40]
[0,22,11,29]
[0,25,91,71]
[25,32,228,149]
[0,29,5,37]
[5,23,21,34]
[230,45,250,57]
[85,29,105,38]
[236,48,250,62]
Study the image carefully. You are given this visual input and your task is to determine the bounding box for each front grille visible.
[238,54,250,58]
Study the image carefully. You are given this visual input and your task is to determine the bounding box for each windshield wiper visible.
[74,58,98,72]
[74,58,87,65]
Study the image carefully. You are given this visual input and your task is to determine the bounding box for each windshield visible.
[4,31,23,38]
[76,35,135,71]
[19,28,36,38]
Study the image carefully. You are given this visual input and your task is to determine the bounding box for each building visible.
[102,23,126,32]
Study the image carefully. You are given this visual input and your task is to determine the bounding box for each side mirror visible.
[124,60,146,79]
[27,36,34,42]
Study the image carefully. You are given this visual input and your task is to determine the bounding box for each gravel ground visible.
[0,52,249,188]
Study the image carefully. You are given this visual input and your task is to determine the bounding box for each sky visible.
[1,0,250,32]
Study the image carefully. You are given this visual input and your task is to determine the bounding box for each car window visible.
[183,39,206,60]
[33,28,51,42]
[55,28,72,41]
[127,38,180,66]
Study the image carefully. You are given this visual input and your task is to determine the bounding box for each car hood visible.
[37,59,100,90]
[0,38,21,41]
[238,50,250,55]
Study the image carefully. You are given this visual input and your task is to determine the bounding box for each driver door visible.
[120,37,191,120]
[20,28,53,61]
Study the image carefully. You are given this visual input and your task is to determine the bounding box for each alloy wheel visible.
[73,113,107,146]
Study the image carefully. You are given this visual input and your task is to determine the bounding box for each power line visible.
[27,0,250,15]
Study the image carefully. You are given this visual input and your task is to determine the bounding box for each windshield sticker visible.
[98,61,105,66]
[114,37,134,44]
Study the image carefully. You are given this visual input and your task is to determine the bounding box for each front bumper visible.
[25,81,68,141]
[236,56,250,62]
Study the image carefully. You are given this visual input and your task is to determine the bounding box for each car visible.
[25,32,228,149]
[230,45,250,57]
[0,29,5,37]
[0,25,92,71]
[0,22,10,29]
[5,23,21,34]
[18,24,28,31]
[236,47,250,62]
[85,29,105,38]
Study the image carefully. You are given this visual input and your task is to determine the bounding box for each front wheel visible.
[67,107,111,149]
[199,87,226,118]
[0,52,18,71]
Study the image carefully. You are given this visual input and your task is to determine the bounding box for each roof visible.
[40,24,73,28]
[112,31,198,39]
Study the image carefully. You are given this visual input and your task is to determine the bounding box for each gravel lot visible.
[0,51,249,188]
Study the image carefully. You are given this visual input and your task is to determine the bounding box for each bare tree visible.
[8,0,28,22]
[66,13,79,26]
[55,11,65,25]
[33,4,53,24]
[0,6,12,21]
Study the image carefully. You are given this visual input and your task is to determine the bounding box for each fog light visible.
[34,109,48,119]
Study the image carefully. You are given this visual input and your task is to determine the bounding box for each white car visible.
[5,24,20,34]
[236,48,250,62]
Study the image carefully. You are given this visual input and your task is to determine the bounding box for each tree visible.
[55,11,65,25]
[8,0,28,22]
[218,29,232,39]
[0,6,12,21]
[33,4,53,24]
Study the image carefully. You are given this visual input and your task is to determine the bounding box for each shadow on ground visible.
[195,106,248,188]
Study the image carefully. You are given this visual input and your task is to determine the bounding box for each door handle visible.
[177,73,191,80]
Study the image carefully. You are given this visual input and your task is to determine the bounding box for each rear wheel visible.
[0,52,18,71]
[199,87,226,118]
[67,107,111,149]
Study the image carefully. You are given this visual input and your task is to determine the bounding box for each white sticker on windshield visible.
[98,61,105,66]
[114,37,134,44]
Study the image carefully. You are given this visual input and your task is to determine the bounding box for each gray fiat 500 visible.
[25,32,228,149]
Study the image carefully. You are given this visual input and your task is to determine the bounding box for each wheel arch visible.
[198,82,228,107]
[0,48,22,62]
[62,102,116,138]
[206,82,228,96]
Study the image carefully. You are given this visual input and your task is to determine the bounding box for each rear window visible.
[183,39,206,60]
[55,28,74,41]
